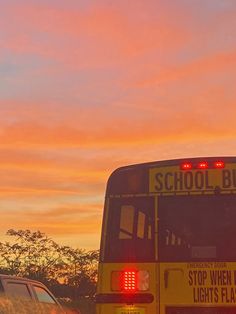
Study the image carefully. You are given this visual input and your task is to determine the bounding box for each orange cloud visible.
[0,1,236,251]
[0,203,103,249]
[136,50,236,88]
[1,107,236,150]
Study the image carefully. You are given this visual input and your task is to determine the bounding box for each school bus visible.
[96,157,236,314]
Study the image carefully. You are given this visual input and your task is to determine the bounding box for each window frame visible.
[158,194,236,262]
[104,196,155,262]
[3,280,33,300]
[32,284,57,305]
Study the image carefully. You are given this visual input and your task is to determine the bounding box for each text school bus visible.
[96,157,236,314]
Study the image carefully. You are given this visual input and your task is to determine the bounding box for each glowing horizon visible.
[0,0,236,250]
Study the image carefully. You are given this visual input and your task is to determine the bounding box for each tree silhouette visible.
[0,229,99,300]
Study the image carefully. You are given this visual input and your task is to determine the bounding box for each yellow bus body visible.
[96,157,236,314]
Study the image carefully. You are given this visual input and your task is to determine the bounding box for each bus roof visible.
[106,156,236,195]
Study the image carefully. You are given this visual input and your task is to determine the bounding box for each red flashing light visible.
[180,160,226,170]
[111,270,149,292]
[197,161,208,169]
[123,271,137,292]
[181,162,192,170]
[214,161,225,169]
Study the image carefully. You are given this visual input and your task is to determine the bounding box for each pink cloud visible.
[0,1,191,68]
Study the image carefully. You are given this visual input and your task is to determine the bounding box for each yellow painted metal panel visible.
[116,306,146,314]
[149,164,236,193]
[160,262,236,307]
[97,263,158,314]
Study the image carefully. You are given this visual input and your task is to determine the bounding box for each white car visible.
[0,274,66,313]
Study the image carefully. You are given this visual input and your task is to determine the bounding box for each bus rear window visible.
[159,194,236,262]
[104,197,155,262]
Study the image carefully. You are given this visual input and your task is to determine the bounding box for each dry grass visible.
[0,294,66,314]
[60,298,95,314]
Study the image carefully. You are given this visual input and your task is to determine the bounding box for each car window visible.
[6,282,32,299]
[33,285,56,304]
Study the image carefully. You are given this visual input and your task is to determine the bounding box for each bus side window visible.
[119,205,153,240]
[165,229,170,245]
[137,211,145,239]
[165,229,185,247]
[148,219,152,240]
[137,210,153,240]
[171,233,175,245]
[119,205,135,239]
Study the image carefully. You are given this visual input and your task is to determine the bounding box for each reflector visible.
[137,270,149,291]
[111,271,123,291]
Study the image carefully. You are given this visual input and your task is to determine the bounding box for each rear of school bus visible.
[96,157,236,314]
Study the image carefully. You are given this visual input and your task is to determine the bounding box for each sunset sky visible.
[0,0,236,250]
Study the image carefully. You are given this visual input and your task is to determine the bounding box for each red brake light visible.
[180,162,192,170]
[197,161,208,169]
[123,271,137,292]
[214,161,225,169]
[111,270,149,292]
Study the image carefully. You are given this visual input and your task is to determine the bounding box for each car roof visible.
[0,274,45,286]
